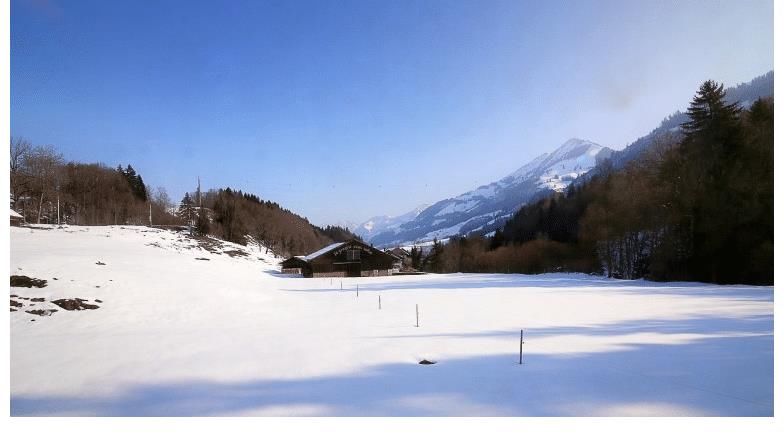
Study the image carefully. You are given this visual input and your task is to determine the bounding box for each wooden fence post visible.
[519,329,524,365]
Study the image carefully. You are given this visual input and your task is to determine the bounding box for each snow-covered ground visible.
[10,226,773,416]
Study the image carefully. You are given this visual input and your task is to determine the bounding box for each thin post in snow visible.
[519,329,524,365]
[416,304,419,327]
[356,284,359,297]
[340,281,343,290]
[378,295,381,310]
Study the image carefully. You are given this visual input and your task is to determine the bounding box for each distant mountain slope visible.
[359,71,773,248]
[353,204,429,242]
[593,70,773,173]
[366,138,612,247]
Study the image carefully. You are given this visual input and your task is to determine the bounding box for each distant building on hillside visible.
[10,209,24,226]
[280,239,399,278]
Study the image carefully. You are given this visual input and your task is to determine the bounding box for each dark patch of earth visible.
[52,299,100,311]
[224,249,249,258]
[26,309,57,316]
[10,275,48,288]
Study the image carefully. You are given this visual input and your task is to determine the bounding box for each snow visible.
[11,209,23,218]
[362,220,375,232]
[435,199,479,217]
[534,138,606,191]
[10,226,773,416]
[355,204,429,240]
[506,152,549,181]
[456,184,499,201]
[301,241,346,260]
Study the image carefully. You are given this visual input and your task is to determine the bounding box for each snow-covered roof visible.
[10,209,23,218]
[301,241,347,261]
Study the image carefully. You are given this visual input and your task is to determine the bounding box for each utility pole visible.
[149,201,152,227]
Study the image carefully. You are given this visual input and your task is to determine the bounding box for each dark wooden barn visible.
[280,239,399,278]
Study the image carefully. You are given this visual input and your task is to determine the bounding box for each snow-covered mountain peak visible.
[505,138,606,184]
[506,153,549,181]
[547,137,604,162]
[359,138,612,246]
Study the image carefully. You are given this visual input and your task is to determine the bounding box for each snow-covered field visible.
[10,226,773,416]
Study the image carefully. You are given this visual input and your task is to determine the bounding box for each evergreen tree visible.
[179,192,195,230]
[118,164,148,202]
[676,80,745,282]
[682,80,740,137]
[425,238,444,272]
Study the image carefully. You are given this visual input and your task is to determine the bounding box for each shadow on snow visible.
[11,315,772,417]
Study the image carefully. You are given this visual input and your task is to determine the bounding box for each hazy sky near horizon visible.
[11,0,773,226]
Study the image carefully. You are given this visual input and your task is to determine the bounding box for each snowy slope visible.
[353,204,429,242]
[10,226,772,416]
[366,138,612,247]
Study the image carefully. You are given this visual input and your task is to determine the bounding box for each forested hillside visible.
[10,142,354,258]
[10,140,177,226]
[423,80,773,285]
[177,187,355,257]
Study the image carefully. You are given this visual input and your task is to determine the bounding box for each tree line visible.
[10,140,177,226]
[176,187,360,258]
[9,139,357,258]
[423,80,773,285]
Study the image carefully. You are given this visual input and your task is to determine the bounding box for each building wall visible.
[311,269,392,278]
[281,268,302,275]
[313,271,347,278]
[361,269,391,277]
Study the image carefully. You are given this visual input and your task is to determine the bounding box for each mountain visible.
[361,71,773,248]
[365,138,612,247]
[332,220,359,233]
[353,204,429,242]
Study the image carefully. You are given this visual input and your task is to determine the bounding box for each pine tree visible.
[675,80,746,283]
[179,192,195,230]
[682,80,740,137]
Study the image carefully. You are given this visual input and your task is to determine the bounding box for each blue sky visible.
[11,0,773,226]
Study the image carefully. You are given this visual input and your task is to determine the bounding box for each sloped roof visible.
[10,209,23,218]
[280,239,397,265]
[301,241,347,261]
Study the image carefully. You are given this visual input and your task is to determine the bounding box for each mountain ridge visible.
[358,138,612,247]
[350,71,774,248]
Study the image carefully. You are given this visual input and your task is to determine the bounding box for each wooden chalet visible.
[10,209,24,226]
[280,239,399,278]
[385,247,411,269]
